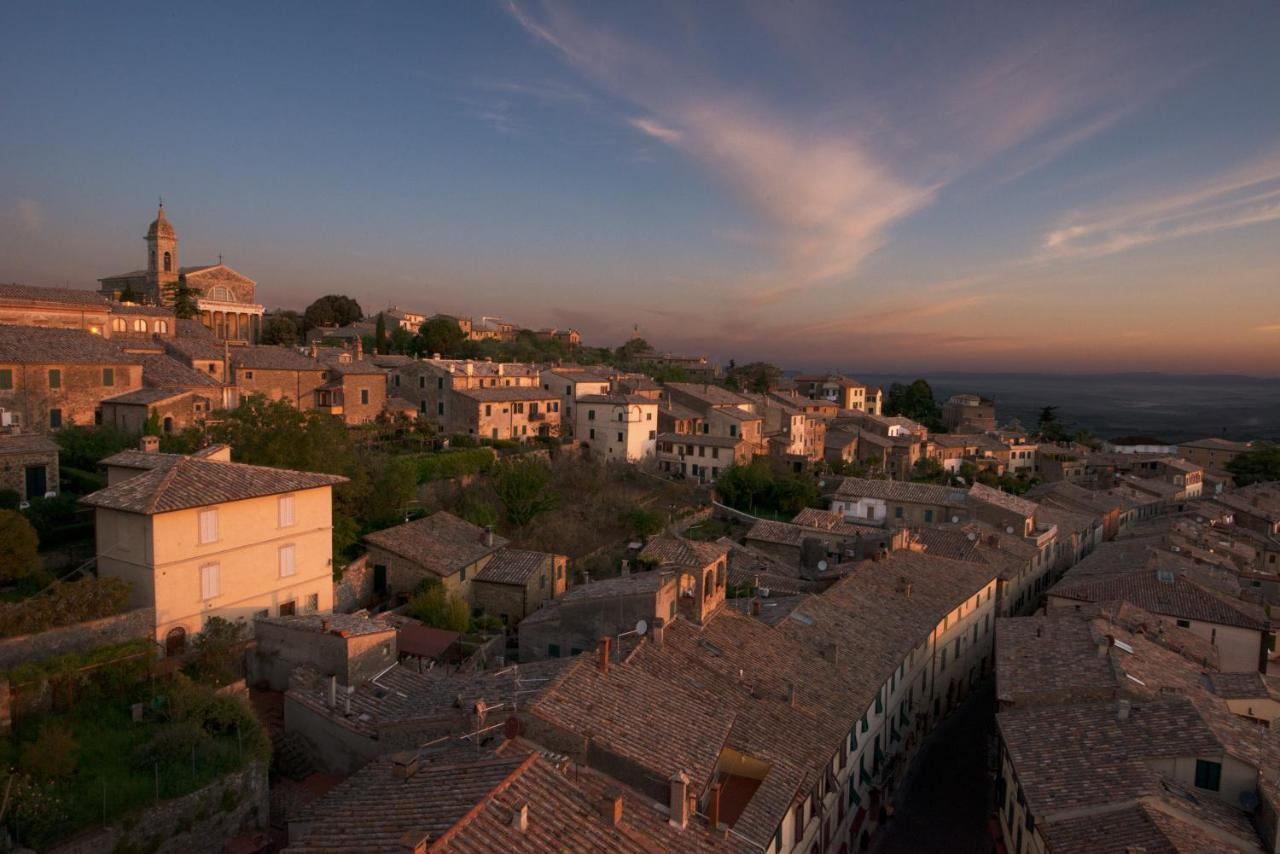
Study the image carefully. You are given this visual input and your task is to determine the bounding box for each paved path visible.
[872,680,996,854]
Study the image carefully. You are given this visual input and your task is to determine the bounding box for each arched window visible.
[704,570,714,598]
[163,251,172,272]
[111,317,127,332]
[716,561,725,589]
[150,250,157,271]
[133,319,147,333]
[163,416,174,433]
[154,320,168,334]
[208,286,232,301]
[165,626,187,657]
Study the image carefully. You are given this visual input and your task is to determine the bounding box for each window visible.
[0,368,11,389]
[894,506,904,519]
[279,544,296,578]
[200,563,221,600]
[459,565,467,582]
[485,404,492,416]
[133,319,147,332]
[924,509,934,523]
[305,593,319,612]
[589,428,595,440]
[436,377,443,389]
[49,408,62,429]
[278,600,296,617]
[163,251,172,272]
[111,318,126,332]
[278,495,296,528]
[548,643,561,658]
[360,388,369,405]
[617,432,623,442]
[102,367,115,387]
[1194,759,1222,791]
[48,369,61,389]
[198,508,219,544]
[588,409,596,421]
[1176,619,1190,628]
[155,320,168,334]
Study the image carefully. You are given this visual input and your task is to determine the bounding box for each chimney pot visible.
[651,617,665,646]
[327,675,337,709]
[708,782,722,829]
[511,801,529,832]
[483,525,494,547]
[140,435,160,453]
[1117,698,1131,721]
[393,752,420,779]
[669,772,690,829]
[599,789,623,826]
[788,682,798,708]
[598,636,611,675]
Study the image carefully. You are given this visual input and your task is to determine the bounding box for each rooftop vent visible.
[511,802,529,832]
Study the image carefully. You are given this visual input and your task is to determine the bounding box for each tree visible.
[303,295,363,332]
[885,379,942,429]
[144,407,162,436]
[164,280,202,320]
[725,361,782,394]
[20,722,76,780]
[1037,406,1070,442]
[614,337,652,364]
[190,616,247,686]
[417,317,466,357]
[0,510,40,582]
[494,457,557,527]
[375,313,388,354]
[407,584,469,633]
[1226,443,1280,486]
[910,457,948,484]
[629,507,665,538]
[260,313,299,346]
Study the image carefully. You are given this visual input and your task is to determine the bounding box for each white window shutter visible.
[278,495,295,528]
[279,544,296,578]
[201,563,220,599]
[198,509,218,544]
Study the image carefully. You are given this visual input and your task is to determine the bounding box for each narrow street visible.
[871,680,996,854]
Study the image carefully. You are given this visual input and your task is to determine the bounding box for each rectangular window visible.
[48,369,61,389]
[589,428,595,439]
[200,563,220,600]
[1194,759,1221,791]
[485,404,492,416]
[436,377,443,389]
[279,544,296,578]
[244,370,254,380]
[198,508,219,544]
[361,389,369,405]
[548,643,561,658]
[1176,619,1190,628]
[278,495,295,527]
[894,506,904,519]
[102,367,114,387]
[588,409,596,420]
[0,368,11,390]
[925,509,934,523]
[278,600,296,617]
[617,432,623,442]
[305,593,319,612]
[49,408,62,429]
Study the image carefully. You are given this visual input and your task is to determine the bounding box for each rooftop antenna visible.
[218,253,223,265]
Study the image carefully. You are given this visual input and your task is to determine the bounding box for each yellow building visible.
[83,453,347,654]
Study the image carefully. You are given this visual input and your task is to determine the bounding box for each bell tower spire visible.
[145,201,179,302]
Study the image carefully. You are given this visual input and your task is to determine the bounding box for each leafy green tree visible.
[1037,405,1070,442]
[725,361,782,394]
[189,616,247,686]
[417,317,466,357]
[715,461,776,514]
[910,457,948,484]
[164,280,203,319]
[885,379,943,429]
[407,584,469,633]
[629,507,665,538]
[364,456,419,528]
[54,424,134,470]
[0,510,40,582]
[303,294,363,332]
[1226,443,1280,486]
[494,457,557,527]
[768,470,820,515]
[20,722,76,780]
[375,313,388,354]
[260,313,299,346]
[144,407,162,436]
[390,326,415,354]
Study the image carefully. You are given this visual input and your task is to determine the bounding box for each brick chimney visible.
[398,831,428,854]
[651,617,665,647]
[393,752,419,779]
[355,336,364,361]
[511,802,529,833]
[140,435,160,453]
[707,782,722,829]
[483,525,494,547]
[598,636,611,675]
[598,789,623,826]
[669,772,690,829]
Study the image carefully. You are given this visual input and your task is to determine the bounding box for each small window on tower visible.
[163,251,172,272]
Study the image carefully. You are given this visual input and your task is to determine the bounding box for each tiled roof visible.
[362,512,508,577]
[141,354,221,388]
[0,434,58,456]
[472,548,551,586]
[518,572,671,628]
[81,457,346,514]
[575,393,656,406]
[0,325,135,365]
[1033,503,1095,536]
[823,430,857,450]
[1216,486,1280,523]
[910,527,982,562]
[100,449,184,471]
[662,382,755,408]
[101,387,193,406]
[454,386,559,402]
[722,540,816,596]
[0,282,107,307]
[1206,671,1271,700]
[163,335,226,360]
[232,346,323,371]
[257,613,394,637]
[657,432,743,449]
[638,535,729,568]
[744,519,808,548]
[1040,799,1258,854]
[832,476,967,507]
[1180,437,1251,452]
[791,507,881,536]
[967,482,1039,518]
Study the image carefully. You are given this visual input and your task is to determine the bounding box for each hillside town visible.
[0,206,1275,853]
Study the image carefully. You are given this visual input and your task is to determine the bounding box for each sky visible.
[2,2,1279,375]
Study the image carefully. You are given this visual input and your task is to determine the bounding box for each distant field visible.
[854,372,1280,443]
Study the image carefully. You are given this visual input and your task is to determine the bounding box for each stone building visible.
[97,205,264,342]
[100,387,218,435]
[362,511,509,601]
[251,613,397,691]
[0,325,142,433]
[230,347,327,410]
[0,433,59,502]
[469,548,569,626]
[941,393,995,432]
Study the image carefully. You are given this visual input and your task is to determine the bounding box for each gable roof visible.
[0,325,136,365]
[832,476,967,507]
[638,536,730,568]
[472,548,552,586]
[81,457,346,514]
[0,282,107,308]
[362,512,508,577]
[968,481,1039,518]
[232,346,322,371]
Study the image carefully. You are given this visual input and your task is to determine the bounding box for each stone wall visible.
[0,361,142,434]
[334,553,373,613]
[0,444,59,502]
[49,762,268,854]
[0,606,154,671]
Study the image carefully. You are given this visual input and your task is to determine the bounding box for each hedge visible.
[412,448,497,483]
[0,577,132,638]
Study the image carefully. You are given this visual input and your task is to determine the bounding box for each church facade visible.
[98,205,264,343]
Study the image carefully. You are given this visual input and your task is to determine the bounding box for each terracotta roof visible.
[638,535,729,568]
[257,613,393,637]
[233,346,323,372]
[576,393,656,406]
[1206,671,1271,700]
[0,325,135,364]
[910,527,982,562]
[662,382,755,408]
[81,457,346,514]
[832,476,967,507]
[362,512,508,578]
[100,449,184,471]
[791,507,880,536]
[0,434,58,456]
[0,282,107,308]
[454,386,559,402]
[1180,437,1251,452]
[164,335,226,361]
[657,432,743,449]
[101,387,194,406]
[473,548,551,586]
[967,482,1039,518]
[141,354,221,388]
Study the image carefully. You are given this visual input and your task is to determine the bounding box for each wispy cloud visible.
[628,116,681,145]
[1040,150,1280,260]
[1256,323,1280,333]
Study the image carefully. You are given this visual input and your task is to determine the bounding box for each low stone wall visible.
[334,553,372,613]
[711,501,759,525]
[0,606,155,671]
[49,762,268,854]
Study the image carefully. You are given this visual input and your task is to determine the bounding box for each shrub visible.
[406,585,469,633]
[187,617,247,687]
[0,576,131,638]
[413,447,497,482]
[0,510,40,582]
[0,488,20,510]
[20,721,77,780]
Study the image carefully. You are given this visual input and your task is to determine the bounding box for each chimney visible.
[620,558,630,576]
[651,617,665,647]
[310,341,319,360]
[750,597,761,616]
[355,336,364,361]
[788,682,798,708]
[326,675,337,709]
[598,636,611,675]
[393,752,420,779]
[140,435,160,454]
[707,782,722,829]
[511,802,529,833]
[598,789,623,826]
[669,772,690,829]
[483,525,494,547]
[824,642,839,664]
[897,576,912,598]
[1117,698,1131,721]
[398,831,428,854]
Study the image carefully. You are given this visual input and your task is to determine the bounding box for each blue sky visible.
[2,1,1279,373]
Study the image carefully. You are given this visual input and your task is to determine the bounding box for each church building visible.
[98,205,264,343]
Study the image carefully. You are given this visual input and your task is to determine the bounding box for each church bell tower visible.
[145,202,179,302]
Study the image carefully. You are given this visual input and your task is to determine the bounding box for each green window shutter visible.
[875,693,883,714]
[0,369,11,390]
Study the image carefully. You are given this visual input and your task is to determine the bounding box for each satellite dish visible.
[1005,526,1015,534]
[635,619,648,636]
[951,515,960,523]
[967,532,977,541]
[818,480,826,490]
[817,560,828,572]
